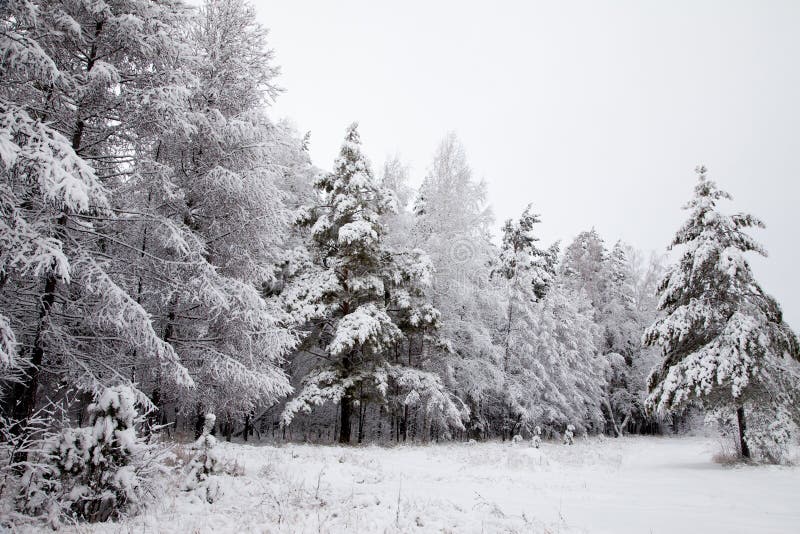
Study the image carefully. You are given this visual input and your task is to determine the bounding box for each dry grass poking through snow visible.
[43,436,800,534]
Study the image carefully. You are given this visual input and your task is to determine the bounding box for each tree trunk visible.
[339,393,352,444]
[194,408,205,439]
[10,270,58,464]
[357,396,366,444]
[737,406,750,459]
[243,413,251,442]
[603,398,623,438]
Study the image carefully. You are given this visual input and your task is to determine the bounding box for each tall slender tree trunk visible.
[737,406,750,459]
[339,393,352,444]
[11,273,58,426]
[357,388,366,444]
[402,405,409,442]
[338,349,354,444]
[243,413,252,442]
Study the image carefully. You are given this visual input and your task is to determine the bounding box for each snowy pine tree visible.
[282,124,463,443]
[645,166,800,460]
[494,205,555,438]
[47,386,148,523]
[183,413,221,502]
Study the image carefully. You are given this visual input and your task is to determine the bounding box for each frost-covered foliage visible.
[0,0,195,437]
[14,387,154,525]
[92,0,306,426]
[645,167,800,460]
[559,231,665,436]
[281,124,464,443]
[412,133,505,438]
[563,424,575,445]
[1,9,307,528]
[2,399,69,528]
[494,205,558,437]
[526,283,608,434]
[184,413,221,502]
[560,229,608,306]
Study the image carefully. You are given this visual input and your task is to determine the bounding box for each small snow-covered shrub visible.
[511,434,523,445]
[24,386,155,524]
[183,413,222,502]
[530,426,542,448]
[711,439,740,466]
[2,398,79,528]
[563,424,575,445]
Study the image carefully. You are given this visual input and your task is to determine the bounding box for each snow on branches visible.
[645,167,800,460]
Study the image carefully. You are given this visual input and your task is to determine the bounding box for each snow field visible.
[73,435,800,534]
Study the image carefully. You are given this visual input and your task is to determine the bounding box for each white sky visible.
[257,0,800,327]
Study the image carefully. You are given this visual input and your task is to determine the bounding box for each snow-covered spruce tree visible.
[183,413,221,502]
[280,123,464,443]
[412,133,505,439]
[1,0,194,440]
[645,166,800,460]
[45,386,149,523]
[493,205,555,438]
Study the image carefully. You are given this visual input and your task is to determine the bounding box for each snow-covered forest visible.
[2,0,800,531]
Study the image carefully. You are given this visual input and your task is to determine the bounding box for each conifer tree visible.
[412,133,504,438]
[0,0,195,435]
[122,0,299,427]
[494,205,555,437]
[560,228,608,313]
[645,166,800,459]
[281,124,463,443]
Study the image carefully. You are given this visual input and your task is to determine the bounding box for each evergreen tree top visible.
[501,204,542,253]
[671,166,765,256]
[659,166,768,314]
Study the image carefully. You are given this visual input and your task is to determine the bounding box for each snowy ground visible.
[71,435,799,534]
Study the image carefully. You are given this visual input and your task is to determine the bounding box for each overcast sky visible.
[258,0,800,327]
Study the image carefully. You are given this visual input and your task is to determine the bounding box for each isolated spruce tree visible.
[645,166,800,459]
